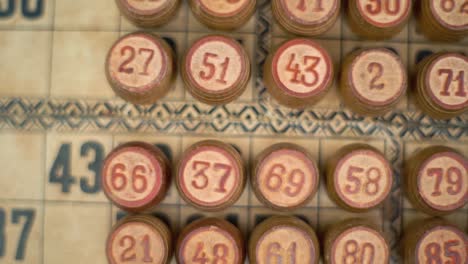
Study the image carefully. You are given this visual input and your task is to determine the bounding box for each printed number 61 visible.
[0,0,43,19]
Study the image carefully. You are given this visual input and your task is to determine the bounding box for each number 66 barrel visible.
[102,142,171,212]
[404,146,467,215]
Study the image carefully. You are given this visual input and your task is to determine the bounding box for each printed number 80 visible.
[0,0,43,19]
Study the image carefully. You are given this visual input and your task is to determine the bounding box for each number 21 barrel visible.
[263,38,334,108]
[248,216,320,264]
[176,140,246,211]
[107,215,172,264]
[182,35,251,105]
[402,218,467,264]
[176,218,245,264]
[102,142,171,212]
[415,52,467,119]
[326,144,393,212]
[106,32,176,104]
[404,146,467,215]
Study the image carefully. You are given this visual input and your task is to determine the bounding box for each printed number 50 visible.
[0,0,43,19]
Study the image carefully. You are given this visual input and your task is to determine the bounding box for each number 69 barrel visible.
[252,143,320,211]
[176,140,246,211]
[102,142,171,212]
[404,146,467,215]
[415,52,467,119]
[326,144,393,212]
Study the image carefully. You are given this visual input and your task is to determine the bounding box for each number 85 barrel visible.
[415,52,467,119]
[404,146,467,215]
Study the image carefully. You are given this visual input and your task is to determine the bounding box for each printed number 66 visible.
[0,0,43,19]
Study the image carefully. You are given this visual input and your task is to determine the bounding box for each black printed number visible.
[49,142,104,194]
[0,0,43,19]
[0,208,35,261]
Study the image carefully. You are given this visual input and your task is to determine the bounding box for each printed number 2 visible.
[0,0,43,19]
[49,142,104,194]
[0,208,35,261]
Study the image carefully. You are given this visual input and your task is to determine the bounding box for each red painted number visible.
[438,69,466,98]
[191,161,232,193]
[265,242,297,264]
[118,46,154,76]
[296,0,324,12]
[265,164,306,197]
[286,53,321,87]
[426,167,463,197]
[193,242,229,264]
[425,240,461,264]
[368,62,385,90]
[345,166,382,196]
[440,0,468,13]
[111,163,149,193]
[120,235,153,262]
[366,0,401,15]
[199,53,230,84]
[342,240,375,264]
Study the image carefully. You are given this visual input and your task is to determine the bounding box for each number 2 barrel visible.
[325,143,393,212]
[102,142,171,212]
[107,215,173,264]
[176,217,245,264]
[176,140,246,211]
[106,32,176,104]
[248,216,320,264]
[340,48,407,116]
[404,145,467,215]
[415,52,467,119]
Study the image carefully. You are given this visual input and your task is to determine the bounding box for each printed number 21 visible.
[49,142,104,194]
[0,0,43,19]
[0,208,35,261]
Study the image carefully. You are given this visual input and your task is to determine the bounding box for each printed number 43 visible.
[49,142,104,194]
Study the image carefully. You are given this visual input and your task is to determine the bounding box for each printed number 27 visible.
[0,208,35,261]
[49,142,104,194]
[0,0,43,19]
